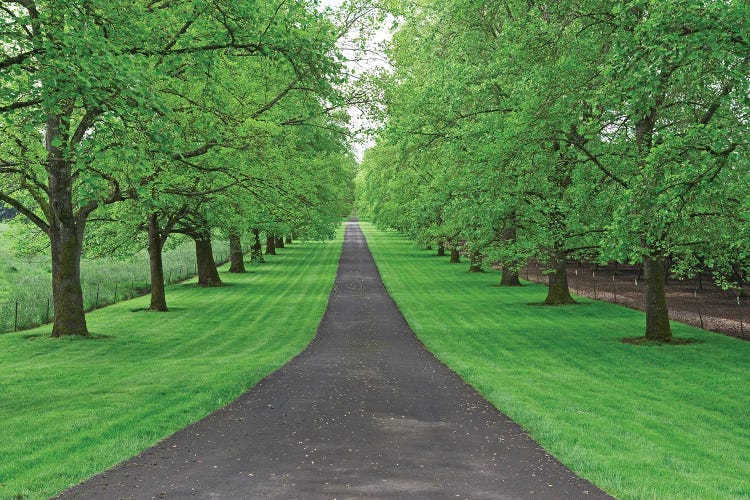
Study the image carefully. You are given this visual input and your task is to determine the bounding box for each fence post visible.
[574,269,578,294]
[168,270,172,285]
[95,284,100,309]
[14,299,19,332]
[593,271,597,300]
[612,275,617,304]
[738,296,744,336]
[695,290,703,329]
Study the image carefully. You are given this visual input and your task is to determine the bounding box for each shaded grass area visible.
[360,222,750,500]
[0,230,342,499]
[0,223,230,332]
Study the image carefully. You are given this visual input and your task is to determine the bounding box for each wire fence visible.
[1,246,231,334]
[522,260,747,339]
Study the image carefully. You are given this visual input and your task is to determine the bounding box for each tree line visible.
[1,0,360,337]
[357,0,750,342]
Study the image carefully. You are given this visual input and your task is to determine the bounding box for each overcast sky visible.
[316,0,393,161]
[318,0,344,9]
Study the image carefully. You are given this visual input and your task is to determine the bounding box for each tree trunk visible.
[49,213,88,336]
[544,252,576,305]
[285,234,293,244]
[635,112,671,340]
[644,254,672,341]
[500,268,522,286]
[195,236,222,286]
[450,247,460,264]
[228,232,246,273]
[499,227,521,286]
[265,234,277,255]
[147,213,168,311]
[275,236,285,248]
[48,113,88,336]
[251,228,265,263]
[468,251,484,273]
[436,241,446,257]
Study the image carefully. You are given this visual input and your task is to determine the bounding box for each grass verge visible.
[360,222,750,500]
[0,230,342,499]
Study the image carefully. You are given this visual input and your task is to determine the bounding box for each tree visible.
[1,0,347,334]
[569,0,750,340]
[361,0,750,340]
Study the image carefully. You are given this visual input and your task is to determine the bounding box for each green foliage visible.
[1,0,356,334]
[0,228,343,499]
[360,0,750,335]
[362,222,750,500]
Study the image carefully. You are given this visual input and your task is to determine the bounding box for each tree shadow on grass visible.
[23,333,114,340]
[129,307,187,313]
[526,302,589,306]
[621,336,702,346]
[180,282,234,289]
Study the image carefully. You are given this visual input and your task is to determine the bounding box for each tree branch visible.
[0,99,42,113]
[0,191,49,233]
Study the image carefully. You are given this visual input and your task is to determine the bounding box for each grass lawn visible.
[0,230,342,499]
[360,222,750,500]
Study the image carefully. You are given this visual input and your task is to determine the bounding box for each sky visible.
[318,0,346,10]
[316,0,394,161]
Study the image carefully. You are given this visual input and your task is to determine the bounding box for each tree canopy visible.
[1,0,357,335]
[357,0,750,341]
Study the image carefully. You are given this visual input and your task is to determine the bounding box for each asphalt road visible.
[59,220,611,499]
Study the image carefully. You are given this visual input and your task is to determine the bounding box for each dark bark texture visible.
[48,112,88,336]
[265,234,277,255]
[195,236,222,287]
[251,228,265,263]
[500,268,522,287]
[644,254,673,340]
[499,227,522,286]
[468,252,484,273]
[275,236,285,249]
[544,253,576,305]
[50,214,88,336]
[436,242,446,257]
[228,233,246,273]
[450,248,460,264]
[147,214,168,311]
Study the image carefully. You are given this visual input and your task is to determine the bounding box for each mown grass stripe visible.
[0,229,342,500]
[361,222,750,500]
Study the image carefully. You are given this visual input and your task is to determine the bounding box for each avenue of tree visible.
[357,0,750,341]
[0,0,359,336]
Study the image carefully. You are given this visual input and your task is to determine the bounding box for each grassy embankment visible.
[361,222,750,500]
[0,228,343,499]
[0,223,230,332]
